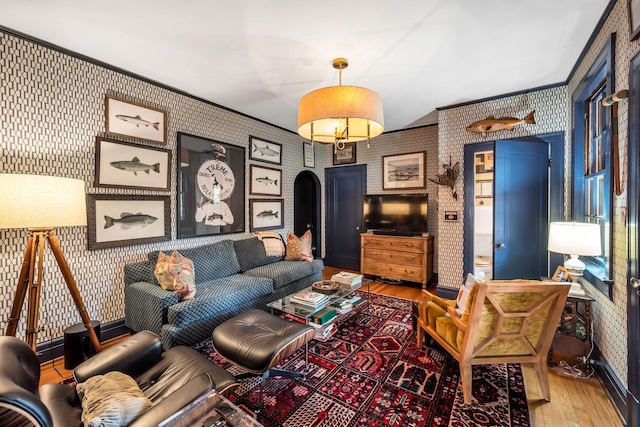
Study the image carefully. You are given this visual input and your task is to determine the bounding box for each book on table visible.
[290,290,329,306]
[331,271,362,286]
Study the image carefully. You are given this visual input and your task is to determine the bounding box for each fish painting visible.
[255,176,278,186]
[110,157,160,175]
[104,212,158,229]
[115,114,160,130]
[253,144,279,157]
[466,111,535,137]
[257,210,279,219]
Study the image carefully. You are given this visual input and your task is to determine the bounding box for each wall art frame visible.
[94,136,171,191]
[249,135,282,165]
[552,265,569,282]
[250,198,284,231]
[177,132,246,238]
[303,142,315,168]
[630,0,640,41]
[86,194,170,250]
[382,150,427,190]
[250,164,282,196]
[333,142,357,165]
[105,95,167,144]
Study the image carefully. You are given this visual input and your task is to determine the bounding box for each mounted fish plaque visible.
[466,111,535,137]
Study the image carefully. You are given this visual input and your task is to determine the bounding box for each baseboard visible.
[35,318,129,364]
[436,285,458,300]
[592,345,629,425]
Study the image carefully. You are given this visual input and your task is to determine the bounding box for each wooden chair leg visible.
[460,362,473,404]
[533,360,551,401]
[416,326,424,348]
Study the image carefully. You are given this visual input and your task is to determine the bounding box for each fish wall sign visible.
[429,157,460,200]
[466,111,535,137]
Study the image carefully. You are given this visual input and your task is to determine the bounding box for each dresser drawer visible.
[362,248,423,267]
[362,260,424,283]
[361,235,426,253]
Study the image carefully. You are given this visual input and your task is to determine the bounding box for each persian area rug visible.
[194,292,531,427]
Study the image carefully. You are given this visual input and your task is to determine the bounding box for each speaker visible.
[63,320,101,370]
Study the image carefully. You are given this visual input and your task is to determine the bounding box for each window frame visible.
[570,34,615,299]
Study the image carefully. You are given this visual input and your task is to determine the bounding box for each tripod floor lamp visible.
[0,174,101,353]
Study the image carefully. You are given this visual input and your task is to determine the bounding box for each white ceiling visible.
[1,0,610,133]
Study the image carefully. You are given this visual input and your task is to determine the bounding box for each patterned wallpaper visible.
[565,0,639,388]
[437,86,568,287]
[0,30,438,347]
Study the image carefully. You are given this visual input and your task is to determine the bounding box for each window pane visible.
[597,175,604,217]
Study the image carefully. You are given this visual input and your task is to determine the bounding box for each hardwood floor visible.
[40,266,624,426]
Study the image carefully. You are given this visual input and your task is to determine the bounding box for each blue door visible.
[325,164,367,270]
[493,138,549,279]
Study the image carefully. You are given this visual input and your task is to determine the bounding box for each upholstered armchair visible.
[417,280,570,404]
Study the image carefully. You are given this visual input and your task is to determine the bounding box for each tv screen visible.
[363,194,428,236]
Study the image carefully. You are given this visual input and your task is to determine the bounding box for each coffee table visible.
[266,279,370,326]
[158,388,263,427]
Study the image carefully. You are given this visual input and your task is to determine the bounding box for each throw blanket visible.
[255,231,285,257]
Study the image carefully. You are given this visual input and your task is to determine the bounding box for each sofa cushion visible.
[167,274,274,327]
[148,240,240,283]
[154,251,196,301]
[242,259,323,290]
[284,230,313,261]
[233,237,284,272]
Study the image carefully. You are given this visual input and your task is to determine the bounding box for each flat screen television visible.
[363,193,428,236]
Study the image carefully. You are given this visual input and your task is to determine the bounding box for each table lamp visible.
[547,221,602,279]
[0,174,101,352]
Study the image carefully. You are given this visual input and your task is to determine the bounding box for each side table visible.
[547,292,595,366]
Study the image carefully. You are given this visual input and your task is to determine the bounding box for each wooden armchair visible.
[416,280,570,404]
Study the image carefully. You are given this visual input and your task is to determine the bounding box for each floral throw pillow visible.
[154,250,196,301]
[284,230,314,262]
[455,273,481,316]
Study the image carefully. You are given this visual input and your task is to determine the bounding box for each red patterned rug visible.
[194,292,531,426]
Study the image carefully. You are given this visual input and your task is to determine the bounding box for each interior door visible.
[294,171,321,258]
[325,164,367,270]
[493,138,549,279]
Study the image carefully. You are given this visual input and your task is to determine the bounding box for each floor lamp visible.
[0,174,101,353]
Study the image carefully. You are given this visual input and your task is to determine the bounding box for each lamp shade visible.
[547,221,601,256]
[0,174,87,229]
[297,85,384,143]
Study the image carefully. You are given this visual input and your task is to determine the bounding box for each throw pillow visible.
[455,273,481,316]
[284,230,314,262]
[255,231,286,257]
[76,371,152,427]
[154,250,196,300]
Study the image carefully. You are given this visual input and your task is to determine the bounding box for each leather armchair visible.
[0,330,237,426]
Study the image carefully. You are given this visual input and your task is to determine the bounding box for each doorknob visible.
[631,277,640,288]
[356,226,360,231]
[495,242,505,253]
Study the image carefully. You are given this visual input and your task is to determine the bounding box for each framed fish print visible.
[303,142,315,168]
[250,199,284,231]
[86,194,170,250]
[382,151,426,190]
[248,136,282,165]
[105,95,167,144]
[249,164,282,196]
[177,132,246,238]
[94,137,171,191]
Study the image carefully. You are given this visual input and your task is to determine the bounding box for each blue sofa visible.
[124,236,324,349]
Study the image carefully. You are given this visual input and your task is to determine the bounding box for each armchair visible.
[0,330,237,426]
[417,280,570,404]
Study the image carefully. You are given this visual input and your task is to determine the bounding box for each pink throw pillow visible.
[154,250,196,301]
[284,230,314,262]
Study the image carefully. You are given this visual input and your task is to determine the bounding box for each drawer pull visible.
[405,255,415,260]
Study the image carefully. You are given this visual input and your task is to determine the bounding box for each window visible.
[571,35,614,298]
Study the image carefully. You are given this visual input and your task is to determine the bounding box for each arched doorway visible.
[294,171,321,258]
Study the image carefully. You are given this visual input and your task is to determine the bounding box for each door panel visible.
[325,165,366,270]
[494,139,549,279]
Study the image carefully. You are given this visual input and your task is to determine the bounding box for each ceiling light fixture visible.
[297,58,384,153]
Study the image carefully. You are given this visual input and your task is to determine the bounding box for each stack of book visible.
[313,323,336,341]
[331,300,353,314]
[290,290,330,307]
[310,307,337,325]
[331,271,362,287]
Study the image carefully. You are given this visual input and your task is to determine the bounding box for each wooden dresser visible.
[360,234,434,288]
